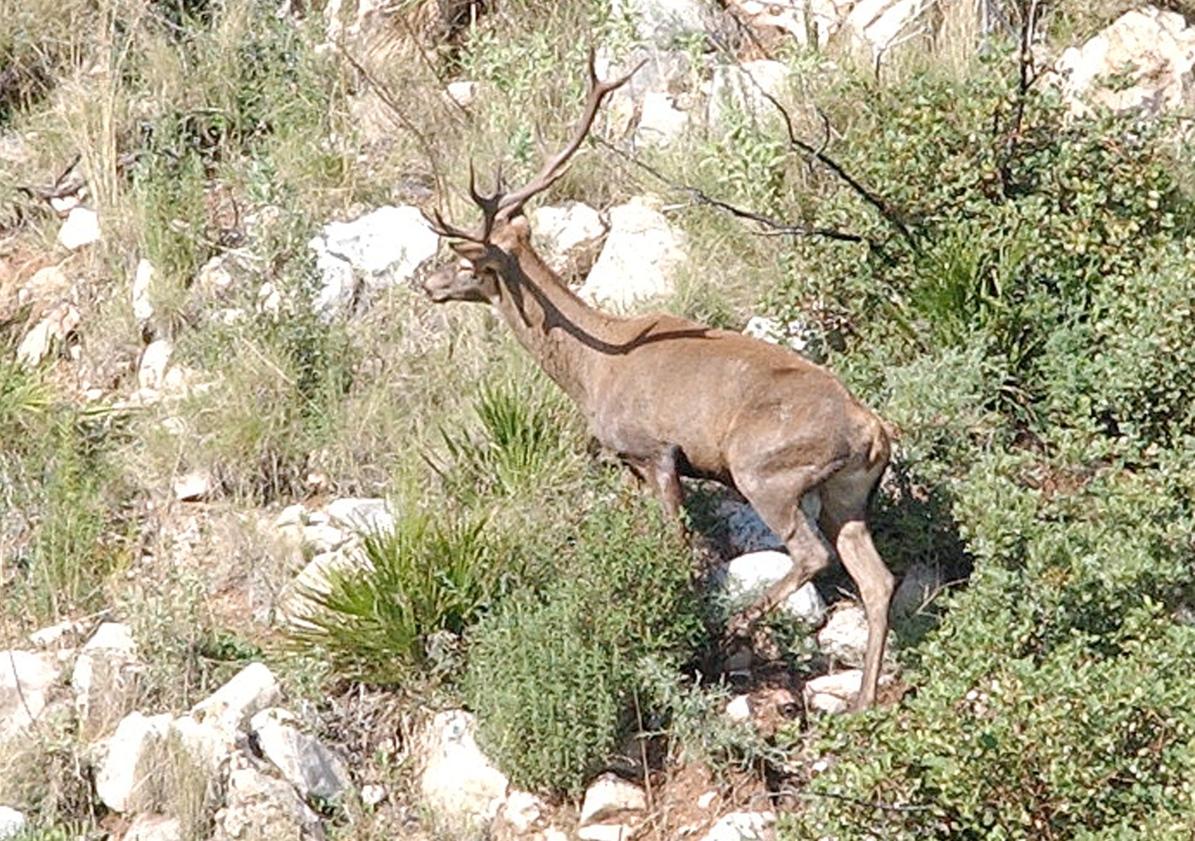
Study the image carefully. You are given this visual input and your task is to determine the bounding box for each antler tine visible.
[422,204,487,244]
[496,48,645,219]
[467,161,506,242]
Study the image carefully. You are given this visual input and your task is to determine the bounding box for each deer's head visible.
[420,50,639,305]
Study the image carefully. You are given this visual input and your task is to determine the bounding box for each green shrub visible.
[463,491,704,795]
[288,503,509,686]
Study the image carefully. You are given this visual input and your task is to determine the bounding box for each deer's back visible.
[588,314,882,480]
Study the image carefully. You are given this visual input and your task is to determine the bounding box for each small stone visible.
[16,303,80,367]
[138,339,174,392]
[173,470,215,502]
[718,550,827,626]
[132,258,155,327]
[579,773,647,825]
[445,80,479,107]
[360,783,386,807]
[196,255,235,298]
[0,806,27,840]
[249,708,351,801]
[697,790,716,810]
[578,825,637,841]
[57,207,101,250]
[28,619,84,648]
[124,814,183,841]
[892,562,942,619]
[724,695,751,723]
[803,670,863,715]
[191,663,281,732]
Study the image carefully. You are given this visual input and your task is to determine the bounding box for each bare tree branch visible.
[754,86,918,247]
[595,136,871,245]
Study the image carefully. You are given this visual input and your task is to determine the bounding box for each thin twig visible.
[595,137,870,245]
[335,42,445,199]
[766,784,935,813]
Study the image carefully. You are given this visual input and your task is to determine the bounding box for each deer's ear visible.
[449,240,488,263]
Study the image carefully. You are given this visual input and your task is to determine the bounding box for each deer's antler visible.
[427,48,643,243]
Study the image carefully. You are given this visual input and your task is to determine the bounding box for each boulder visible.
[816,603,871,666]
[28,619,84,649]
[844,0,933,56]
[707,60,791,133]
[700,810,776,841]
[610,0,709,46]
[500,790,548,834]
[716,499,783,555]
[57,206,101,250]
[196,255,236,299]
[170,712,238,777]
[580,197,686,311]
[16,303,80,367]
[308,206,439,319]
[71,622,141,741]
[1057,6,1195,117]
[324,497,394,536]
[190,663,281,732]
[716,550,828,626]
[596,47,695,137]
[0,650,59,747]
[213,759,325,841]
[95,711,172,812]
[420,710,509,833]
[0,807,26,841]
[132,258,155,329]
[124,815,183,841]
[531,202,607,278]
[248,708,351,801]
[725,0,846,48]
[634,91,690,147]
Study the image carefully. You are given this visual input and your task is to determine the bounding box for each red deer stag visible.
[420,53,895,710]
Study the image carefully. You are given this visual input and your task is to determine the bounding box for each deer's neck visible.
[489,247,618,409]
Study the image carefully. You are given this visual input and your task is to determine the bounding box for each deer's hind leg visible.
[622,444,686,527]
[725,461,843,637]
[819,467,895,711]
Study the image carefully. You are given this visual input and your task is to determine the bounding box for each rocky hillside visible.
[3,1,1195,840]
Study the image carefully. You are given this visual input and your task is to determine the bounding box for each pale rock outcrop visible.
[173,470,216,502]
[324,497,393,536]
[248,708,351,801]
[1057,6,1195,117]
[213,759,325,841]
[803,669,893,714]
[191,663,281,733]
[816,603,895,669]
[707,60,791,133]
[308,206,439,319]
[531,202,607,277]
[58,206,101,250]
[0,807,27,841]
[420,710,509,833]
[138,339,174,392]
[95,711,172,813]
[611,0,710,46]
[845,0,934,57]
[72,622,141,741]
[132,258,155,329]
[16,302,80,367]
[580,197,686,311]
[725,0,847,47]
[634,90,690,147]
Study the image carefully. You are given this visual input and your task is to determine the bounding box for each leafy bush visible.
[463,491,704,795]
[750,39,1195,841]
[288,503,510,686]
